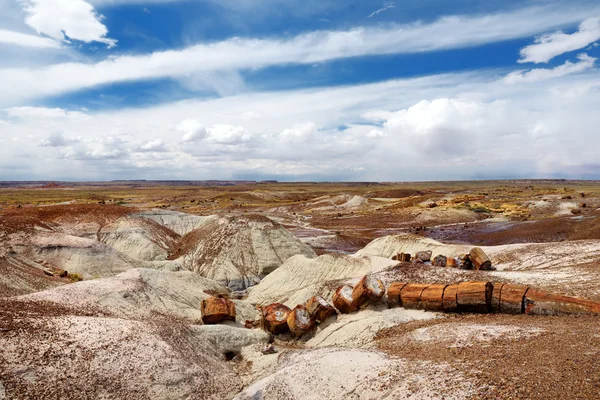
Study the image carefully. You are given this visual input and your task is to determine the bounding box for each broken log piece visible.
[420,284,449,311]
[351,275,385,309]
[457,254,473,270]
[400,253,411,262]
[469,247,492,270]
[262,303,291,334]
[456,281,493,313]
[305,296,336,323]
[287,305,316,338]
[499,284,529,314]
[387,282,407,307]
[432,255,447,267]
[442,284,459,312]
[524,289,600,316]
[491,282,505,313]
[391,254,399,261]
[415,250,432,262]
[400,284,430,310]
[200,295,236,324]
[446,258,458,268]
[332,285,358,313]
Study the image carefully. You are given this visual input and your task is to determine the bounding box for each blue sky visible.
[1,0,600,181]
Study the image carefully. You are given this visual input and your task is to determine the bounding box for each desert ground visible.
[1,180,600,399]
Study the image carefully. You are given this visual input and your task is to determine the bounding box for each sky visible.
[1,0,600,181]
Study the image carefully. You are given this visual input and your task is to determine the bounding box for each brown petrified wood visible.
[420,284,448,311]
[446,258,458,268]
[456,281,493,313]
[469,247,492,270]
[305,295,336,323]
[333,285,358,313]
[415,250,432,262]
[442,283,460,312]
[387,282,407,307]
[351,275,385,309]
[287,305,316,338]
[262,303,291,334]
[491,282,505,313]
[457,254,473,270]
[400,284,430,310]
[400,253,411,262]
[200,295,236,324]
[524,289,600,316]
[499,284,529,314]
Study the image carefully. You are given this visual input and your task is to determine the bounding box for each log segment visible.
[524,289,600,316]
[305,296,336,323]
[352,275,385,309]
[333,285,358,313]
[415,250,432,262]
[432,255,447,267]
[200,295,236,324]
[499,284,529,314]
[400,284,430,310]
[387,282,407,307]
[457,254,473,270]
[262,303,291,334]
[491,282,505,313]
[446,258,458,268]
[469,247,492,270]
[456,281,493,313]
[420,284,448,311]
[442,284,459,312]
[287,305,316,338]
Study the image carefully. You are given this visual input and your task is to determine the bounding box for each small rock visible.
[261,344,277,355]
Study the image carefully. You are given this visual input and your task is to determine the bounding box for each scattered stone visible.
[200,295,236,324]
[432,255,447,267]
[261,344,277,355]
[415,250,432,262]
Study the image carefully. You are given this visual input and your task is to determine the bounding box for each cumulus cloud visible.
[40,133,72,147]
[278,123,318,143]
[0,29,60,48]
[505,54,596,84]
[206,125,251,145]
[519,17,600,63]
[1,4,599,105]
[178,119,208,142]
[23,0,116,48]
[138,139,167,152]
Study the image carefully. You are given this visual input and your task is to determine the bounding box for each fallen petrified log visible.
[457,254,473,270]
[333,285,358,313]
[498,284,529,314]
[305,296,336,323]
[352,275,385,309]
[420,284,448,311]
[524,289,600,316]
[200,295,236,324]
[442,283,460,312]
[491,282,504,313]
[446,258,458,268]
[456,281,493,313]
[469,247,492,270]
[415,250,432,262]
[392,253,412,262]
[262,303,291,334]
[399,284,430,309]
[287,305,316,338]
[387,282,407,307]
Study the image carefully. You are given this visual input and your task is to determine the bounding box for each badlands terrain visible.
[1,180,600,399]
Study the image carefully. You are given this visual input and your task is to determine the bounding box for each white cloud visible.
[506,54,596,84]
[366,129,386,138]
[278,123,318,143]
[519,17,600,63]
[206,125,251,144]
[1,4,598,105]
[138,139,167,152]
[367,1,395,18]
[0,29,60,48]
[40,133,69,147]
[178,119,208,142]
[6,106,88,119]
[23,0,116,48]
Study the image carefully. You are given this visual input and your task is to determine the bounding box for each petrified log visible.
[499,284,529,314]
[305,296,336,323]
[387,282,407,307]
[456,281,493,313]
[457,254,473,270]
[446,258,458,268]
[400,253,411,262]
[442,283,460,312]
[262,303,291,334]
[415,250,432,262]
[491,282,505,313]
[400,284,430,310]
[420,284,448,311]
[351,275,385,309]
[332,285,358,313]
[200,295,236,324]
[287,305,316,338]
[432,255,447,267]
[524,289,600,316]
[469,247,492,270]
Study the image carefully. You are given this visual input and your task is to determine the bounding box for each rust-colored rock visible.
[387,282,407,307]
[469,247,492,270]
[442,284,459,312]
[491,282,505,313]
[287,305,316,338]
[351,275,385,309]
[420,284,448,311]
[456,281,493,313]
[262,303,291,334]
[446,258,458,268]
[499,284,529,314]
[332,285,358,313]
[305,295,336,323]
[400,284,430,310]
[200,295,236,324]
[524,289,600,316]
